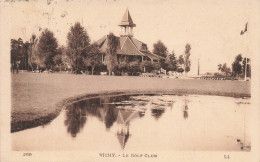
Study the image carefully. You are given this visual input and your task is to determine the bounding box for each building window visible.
[141,44,147,51]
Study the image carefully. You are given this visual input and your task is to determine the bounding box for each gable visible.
[131,38,147,51]
[121,37,144,56]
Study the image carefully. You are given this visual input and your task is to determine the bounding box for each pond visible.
[12,94,251,151]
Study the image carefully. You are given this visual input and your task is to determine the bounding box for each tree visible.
[105,33,119,76]
[167,50,177,72]
[67,22,91,73]
[10,38,24,73]
[221,63,231,76]
[225,67,231,77]
[177,67,184,75]
[178,55,184,68]
[21,41,30,70]
[28,34,38,71]
[160,50,177,73]
[183,43,191,74]
[218,64,222,72]
[232,54,243,77]
[217,63,231,76]
[152,40,168,58]
[37,29,58,70]
[53,46,66,72]
[84,43,102,75]
[11,39,18,73]
[159,59,169,72]
[17,38,23,70]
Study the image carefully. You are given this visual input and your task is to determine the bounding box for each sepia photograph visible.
[0,0,260,161]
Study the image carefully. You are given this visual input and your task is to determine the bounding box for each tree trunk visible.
[16,64,19,73]
[28,54,33,71]
[91,66,94,75]
[25,56,28,71]
[29,48,33,71]
[29,62,33,71]
[75,57,78,74]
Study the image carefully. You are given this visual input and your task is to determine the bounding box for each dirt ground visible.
[11,73,251,132]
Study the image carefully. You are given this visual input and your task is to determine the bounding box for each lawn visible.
[11,73,250,132]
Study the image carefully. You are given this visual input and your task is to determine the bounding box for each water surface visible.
[12,94,251,151]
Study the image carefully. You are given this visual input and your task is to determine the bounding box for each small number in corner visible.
[23,153,32,156]
[224,155,230,159]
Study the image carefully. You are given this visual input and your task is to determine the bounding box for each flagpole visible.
[197,59,200,76]
[241,22,248,81]
[244,22,248,81]
[244,57,247,81]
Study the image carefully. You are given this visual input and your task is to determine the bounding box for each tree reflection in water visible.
[64,95,137,137]
[64,94,168,149]
[151,109,165,119]
[64,98,101,137]
[64,101,87,137]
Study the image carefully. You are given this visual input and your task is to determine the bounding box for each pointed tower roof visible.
[118,8,136,27]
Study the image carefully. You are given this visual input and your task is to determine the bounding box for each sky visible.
[6,0,254,74]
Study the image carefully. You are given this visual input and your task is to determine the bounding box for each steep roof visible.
[118,9,136,27]
[97,35,143,56]
[116,110,139,124]
[96,35,164,60]
[121,36,144,55]
[131,37,145,51]
[142,51,165,60]
[95,35,107,45]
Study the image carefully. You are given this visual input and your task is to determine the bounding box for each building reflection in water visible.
[116,109,140,149]
[64,95,167,149]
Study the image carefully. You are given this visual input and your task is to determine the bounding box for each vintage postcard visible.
[0,0,260,161]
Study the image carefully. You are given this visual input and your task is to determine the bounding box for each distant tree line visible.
[10,22,191,75]
[216,54,251,78]
[153,40,191,75]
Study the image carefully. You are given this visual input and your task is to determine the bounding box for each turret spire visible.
[119,8,136,37]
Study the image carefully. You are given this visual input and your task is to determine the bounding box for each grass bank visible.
[11,73,251,132]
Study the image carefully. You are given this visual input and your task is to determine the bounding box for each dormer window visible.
[141,44,147,51]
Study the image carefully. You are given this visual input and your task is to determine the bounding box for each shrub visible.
[118,61,129,73]
[95,63,107,75]
[129,61,141,75]
[140,61,160,73]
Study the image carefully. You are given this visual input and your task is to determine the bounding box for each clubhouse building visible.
[96,9,165,63]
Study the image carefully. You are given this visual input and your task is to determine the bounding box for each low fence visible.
[140,73,162,78]
[199,76,237,80]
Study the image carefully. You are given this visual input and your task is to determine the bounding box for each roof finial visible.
[118,8,136,27]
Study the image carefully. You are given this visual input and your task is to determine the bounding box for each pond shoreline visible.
[11,88,250,133]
